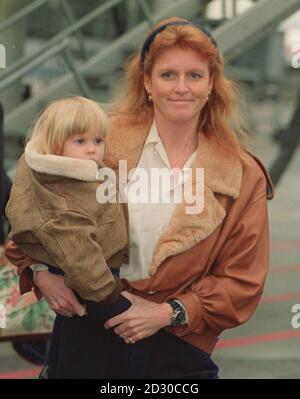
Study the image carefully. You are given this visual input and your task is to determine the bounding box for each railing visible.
[220,0,238,19]
[0,0,49,35]
[2,0,204,136]
[0,0,154,95]
[3,0,300,138]
[214,0,300,62]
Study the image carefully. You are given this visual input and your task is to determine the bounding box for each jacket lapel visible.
[149,135,243,274]
[105,119,243,275]
[104,118,151,174]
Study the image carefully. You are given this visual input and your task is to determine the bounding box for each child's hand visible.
[35,270,86,317]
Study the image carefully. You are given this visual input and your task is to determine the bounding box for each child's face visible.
[60,129,105,164]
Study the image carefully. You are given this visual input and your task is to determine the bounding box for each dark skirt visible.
[46,295,219,379]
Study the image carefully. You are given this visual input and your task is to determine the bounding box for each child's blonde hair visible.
[27,96,109,154]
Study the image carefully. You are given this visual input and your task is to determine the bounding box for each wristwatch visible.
[167,299,187,327]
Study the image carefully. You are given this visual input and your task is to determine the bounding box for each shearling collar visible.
[105,118,243,275]
[25,139,102,182]
[105,118,242,197]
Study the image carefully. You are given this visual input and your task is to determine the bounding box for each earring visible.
[207,91,211,101]
[147,92,153,102]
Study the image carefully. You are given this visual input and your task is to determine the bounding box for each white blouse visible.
[120,120,197,282]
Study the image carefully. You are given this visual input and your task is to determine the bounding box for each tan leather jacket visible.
[6,118,274,354]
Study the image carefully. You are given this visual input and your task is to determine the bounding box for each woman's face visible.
[144,47,212,126]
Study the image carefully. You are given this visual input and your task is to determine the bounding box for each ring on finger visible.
[128,337,135,344]
[64,311,73,317]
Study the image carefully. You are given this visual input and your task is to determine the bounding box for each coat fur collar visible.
[105,118,244,275]
[25,139,102,181]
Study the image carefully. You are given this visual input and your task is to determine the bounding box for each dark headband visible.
[140,21,218,69]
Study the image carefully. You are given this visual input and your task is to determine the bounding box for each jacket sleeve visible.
[173,193,270,336]
[5,240,43,300]
[34,211,122,304]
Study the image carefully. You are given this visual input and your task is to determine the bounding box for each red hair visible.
[111,17,250,161]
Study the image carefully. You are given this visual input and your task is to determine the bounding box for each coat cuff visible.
[19,266,43,300]
[94,276,125,305]
[5,240,43,300]
[167,291,206,337]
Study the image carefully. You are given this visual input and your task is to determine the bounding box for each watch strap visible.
[167,298,187,326]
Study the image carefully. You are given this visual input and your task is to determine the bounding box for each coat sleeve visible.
[5,239,43,299]
[173,193,270,336]
[34,211,122,304]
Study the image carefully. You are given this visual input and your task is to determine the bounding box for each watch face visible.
[168,299,186,326]
[177,312,185,325]
[173,308,185,326]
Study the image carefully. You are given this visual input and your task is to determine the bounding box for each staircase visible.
[0,0,210,138]
[1,0,300,140]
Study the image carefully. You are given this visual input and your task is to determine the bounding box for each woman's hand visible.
[35,270,86,317]
[104,291,173,343]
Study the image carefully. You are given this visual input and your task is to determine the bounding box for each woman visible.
[6,17,274,379]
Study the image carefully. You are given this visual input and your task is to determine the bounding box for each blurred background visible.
[0,0,300,379]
